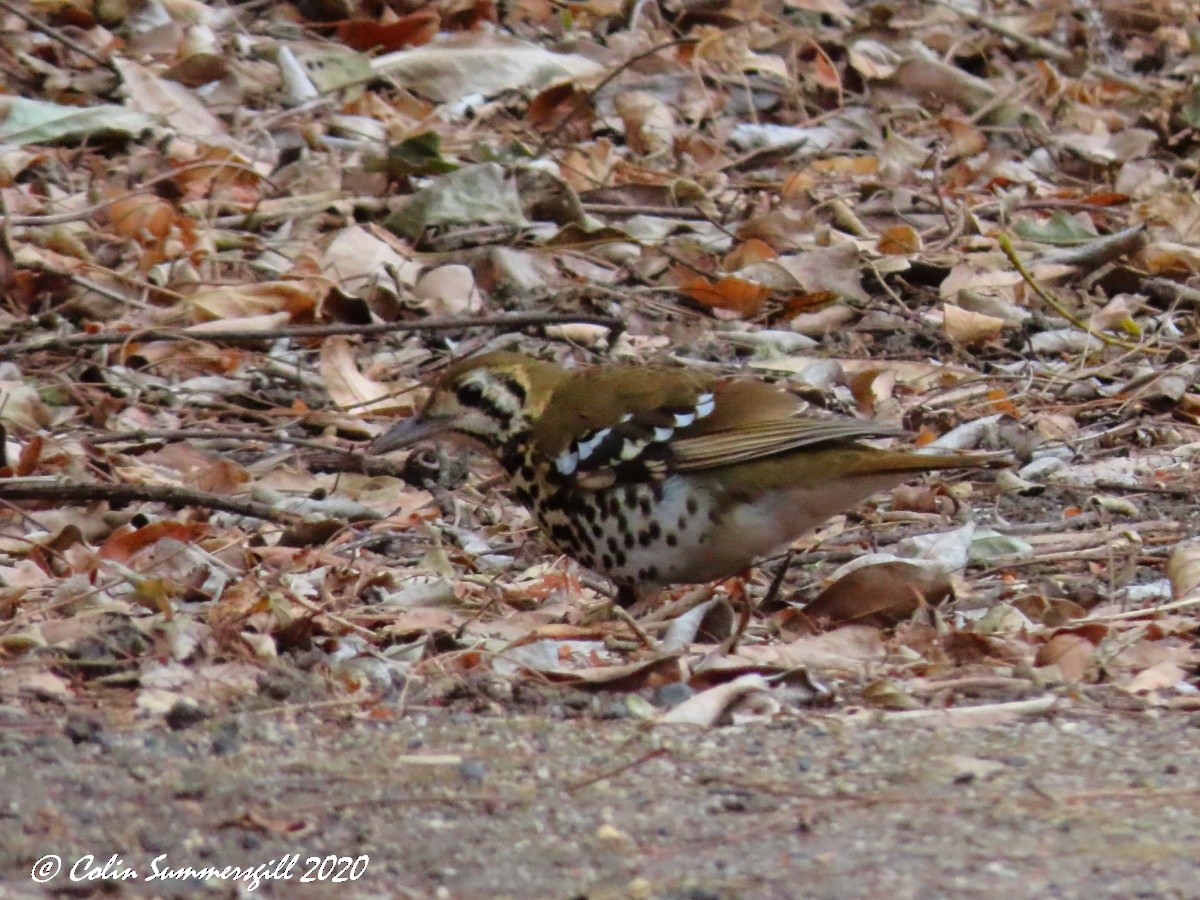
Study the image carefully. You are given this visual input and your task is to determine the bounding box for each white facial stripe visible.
[695,393,716,418]
[673,411,695,427]
[555,450,579,475]
[620,413,633,423]
[653,426,674,442]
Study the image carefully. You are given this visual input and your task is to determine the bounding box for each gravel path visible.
[2,705,1198,898]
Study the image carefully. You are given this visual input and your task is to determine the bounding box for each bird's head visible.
[371,352,565,454]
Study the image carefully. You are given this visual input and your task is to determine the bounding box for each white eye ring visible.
[695,393,716,418]
[673,412,695,427]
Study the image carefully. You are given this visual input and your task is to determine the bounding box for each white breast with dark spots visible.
[542,476,724,588]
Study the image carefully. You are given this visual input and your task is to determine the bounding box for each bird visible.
[372,352,1002,608]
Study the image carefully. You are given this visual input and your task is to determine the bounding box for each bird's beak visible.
[370,416,447,453]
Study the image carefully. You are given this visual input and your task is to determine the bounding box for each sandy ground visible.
[1,702,1198,899]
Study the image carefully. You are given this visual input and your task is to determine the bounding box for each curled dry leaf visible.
[413,264,482,317]
[319,337,417,415]
[943,303,1006,345]
[188,281,319,322]
[614,90,676,157]
[1034,632,1096,682]
[804,560,952,627]
[658,673,772,727]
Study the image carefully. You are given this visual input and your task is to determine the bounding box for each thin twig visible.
[0,312,624,360]
[1081,595,1200,622]
[0,0,116,71]
[998,234,1161,355]
[0,478,303,524]
[612,605,659,651]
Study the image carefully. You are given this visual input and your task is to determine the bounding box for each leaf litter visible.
[0,0,1197,743]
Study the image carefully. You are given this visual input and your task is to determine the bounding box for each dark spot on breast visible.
[666,534,678,547]
[591,522,604,538]
[677,514,688,532]
[639,496,653,516]
[613,550,627,567]
[580,503,597,522]
[623,485,638,506]
[646,566,659,581]
[623,532,635,549]
[519,463,536,481]
[648,521,661,540]
[686,496,699,515]
[637,530,651,547]
[607,536,620,554]
[651,482,665,502]
[616,512,629,533]
[601,553,614,569]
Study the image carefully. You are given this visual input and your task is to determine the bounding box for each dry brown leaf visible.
[1166,542,1200,599]
[319,337,413,415]
[804,561,952,627]
[658,674,772,727]
[188,281,319,323]
[1034,632,1095,682]
[943,303,1006,345]
[680,275,772,318]
[877,224,922,255]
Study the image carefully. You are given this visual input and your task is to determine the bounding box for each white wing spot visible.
[620,413,634,423]
[575,427,611,461]
[619,439,646,461]
[673,411,695,428]
[695,393,716,418]
[555,450,579,475]
[653,426,674,442]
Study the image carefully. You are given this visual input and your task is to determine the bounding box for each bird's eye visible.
[457,382,485,406]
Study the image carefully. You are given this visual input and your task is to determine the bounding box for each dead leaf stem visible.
[0,312,624,360]
[998,234,1161,355]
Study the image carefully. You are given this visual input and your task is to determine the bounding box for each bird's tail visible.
[848,449,1010,476]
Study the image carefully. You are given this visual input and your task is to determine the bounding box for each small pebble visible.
[165,698,208,731]
[458,759,486,783]
[653,683,695,709]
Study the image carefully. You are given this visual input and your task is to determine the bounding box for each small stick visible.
[0,478,303,524]
[998,234,1161,355]
[0,0,115,71]
[0,311,624,360]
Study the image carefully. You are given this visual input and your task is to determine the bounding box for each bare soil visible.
[2,703,1198,899]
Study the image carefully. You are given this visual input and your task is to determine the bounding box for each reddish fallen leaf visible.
[1035,632,1095,682]
[98,522,210,563]
[527,82,588,130]
[680,275,772,317]
[336,12,440,52]
[723,238,777,270]
[107,195,176,244]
